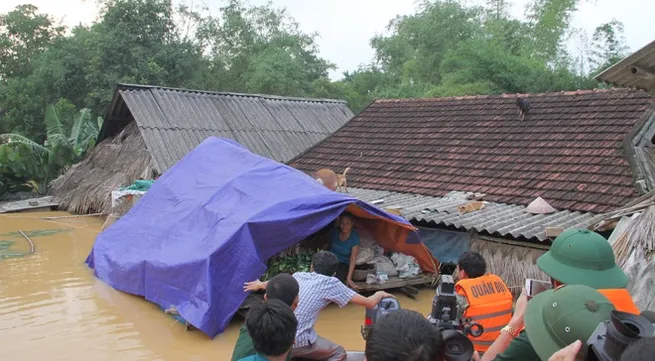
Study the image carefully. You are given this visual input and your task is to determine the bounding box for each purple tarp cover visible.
[86,137,418,338]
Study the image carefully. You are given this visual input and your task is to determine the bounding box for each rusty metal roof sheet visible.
[100,84,354,172]
[343,187,605,241]
[596,40,655,93]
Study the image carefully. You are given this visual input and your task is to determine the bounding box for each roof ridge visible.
[374,87,648,103]
[117,83,349,104]
[137,125,334,134]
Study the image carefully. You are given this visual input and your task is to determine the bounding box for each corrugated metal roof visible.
[596,40,655,93]
[343,187,605,241]
[0,196,59,213]
[102,84,354,172]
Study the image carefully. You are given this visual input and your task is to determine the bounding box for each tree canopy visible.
[0,0,631,141]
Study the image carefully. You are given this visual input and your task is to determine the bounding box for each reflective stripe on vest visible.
[456,274,513,353]
[599,288,640,315]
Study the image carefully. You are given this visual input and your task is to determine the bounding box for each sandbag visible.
[369,256,398,277]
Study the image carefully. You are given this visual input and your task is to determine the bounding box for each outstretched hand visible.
[348,279,359,290]
[509,287,529,329]
[548,340,582,361]
[376,291,395,299]
[243,280,264,292]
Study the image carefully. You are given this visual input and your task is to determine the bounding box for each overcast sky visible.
[2,0,653,79]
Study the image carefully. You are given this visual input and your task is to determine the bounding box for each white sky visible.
[1,0,653,79]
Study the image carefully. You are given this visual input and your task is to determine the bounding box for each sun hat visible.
[525,284,615,361]
[536,229,628,289]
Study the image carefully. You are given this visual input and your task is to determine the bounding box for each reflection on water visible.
[0,212,436,360]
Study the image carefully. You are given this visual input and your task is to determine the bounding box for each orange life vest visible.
[515,288,639,334]
[598,289,640,315]
[456,274,513,353]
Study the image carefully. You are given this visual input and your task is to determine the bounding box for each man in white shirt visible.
[244,251,393,361]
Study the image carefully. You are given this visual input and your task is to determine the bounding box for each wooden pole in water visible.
[18,230,35,255]
[41,213,102,220]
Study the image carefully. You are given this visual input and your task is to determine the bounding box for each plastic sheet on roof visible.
[86,137,438,337]
[418,227,471,265]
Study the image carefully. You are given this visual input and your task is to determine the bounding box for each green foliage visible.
[263,250,316,281]
[588,19,630,75]
[0,240,29,260]
[0,228,72,238]
[0,0,633,160]
[0,133,52,195]
[336,0,625,102]
[0,104,103,194]
[0,4,65,78]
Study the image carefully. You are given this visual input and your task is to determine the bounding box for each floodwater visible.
[0,211,435,361]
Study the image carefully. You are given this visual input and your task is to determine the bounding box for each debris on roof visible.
[526,196,556,214]
[342,187,603,242]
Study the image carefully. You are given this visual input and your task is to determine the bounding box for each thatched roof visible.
[50,83,355,214]
[470,236,549,298]
[603,205,655,310]
[50,122,154,214]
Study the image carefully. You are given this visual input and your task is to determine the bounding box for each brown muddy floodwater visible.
[0,211,435,361]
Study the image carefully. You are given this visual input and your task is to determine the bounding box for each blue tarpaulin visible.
[418,227,471,265]
[86,137,435,338]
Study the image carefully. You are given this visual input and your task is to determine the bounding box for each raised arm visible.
[244,279,268,292]
[481,288,528,361]
[347,245,360,289]
[350,290,394,309]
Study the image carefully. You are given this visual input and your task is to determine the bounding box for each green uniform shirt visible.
[491,330,540,361]
[231,323,292,361]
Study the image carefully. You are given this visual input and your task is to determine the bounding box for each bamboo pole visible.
[41,213,102,220]
[18,229,35,255]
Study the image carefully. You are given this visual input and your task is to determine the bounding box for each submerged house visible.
[51,84,354,214]
[291,88,655,288]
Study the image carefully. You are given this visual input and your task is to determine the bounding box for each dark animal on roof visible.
[516,97,531,121]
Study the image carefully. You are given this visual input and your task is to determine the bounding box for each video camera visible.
[427,275,484,361]
[585,310,655,361]
[360,275,483,361]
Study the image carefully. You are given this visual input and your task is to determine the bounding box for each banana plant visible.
[45,105,103,169]
[0,104,103,195]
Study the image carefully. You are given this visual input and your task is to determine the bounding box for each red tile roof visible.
[291,89,655,213]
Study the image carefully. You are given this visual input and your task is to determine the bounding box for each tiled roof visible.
[343,187,603,241]
[100,84,354,172]
[291,89,654,213]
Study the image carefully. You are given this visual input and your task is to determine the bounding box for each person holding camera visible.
[536,229,639,314]
[547,315,655,361]
[454,251,513,353]
[365,309,444,361]
[482,284,615,361]
[481,229,639,361]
